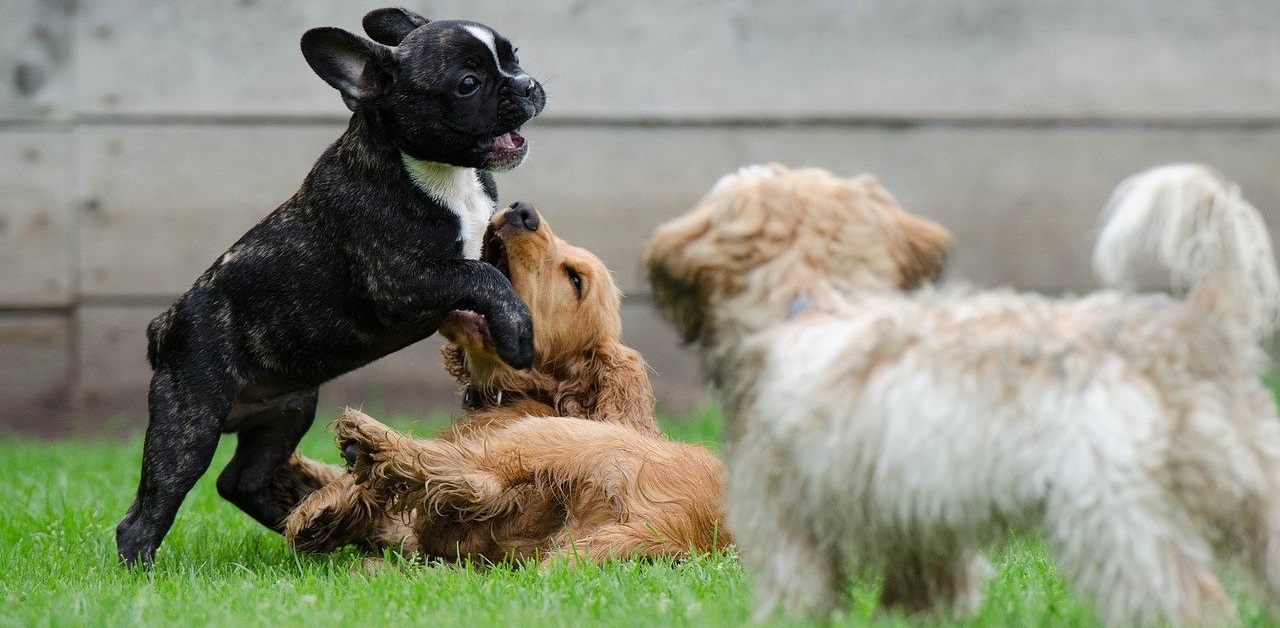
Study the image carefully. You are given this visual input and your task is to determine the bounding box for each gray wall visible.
[3,0,1278,434]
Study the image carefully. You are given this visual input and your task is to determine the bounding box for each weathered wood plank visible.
[0,130,73,306]
[75,124,336,296]
[0,0,72,121]
[0,314,72,433]
[75,305,464,426]
[77,124,1280,297]
[72,301,709,428]
[74,0,1280,120]
[621,303,708,415]
[75,306,151,414]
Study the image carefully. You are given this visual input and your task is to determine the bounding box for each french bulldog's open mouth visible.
[490,130,526,152]
[481,130,529,171]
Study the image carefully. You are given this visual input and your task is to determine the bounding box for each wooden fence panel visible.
[0,0,72,121]
[0,130,73,306]
[77,124,1280,297]
[0,315,71,434]
[4,0,1279,432]
[74,302,705,427]
[75,0,1280,120]
[76,124,336,297]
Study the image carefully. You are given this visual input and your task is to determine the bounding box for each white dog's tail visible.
[1093,163,1280,342]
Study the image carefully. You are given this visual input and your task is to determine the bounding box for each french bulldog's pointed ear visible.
[362,7,429,46]
[301,27,398,111]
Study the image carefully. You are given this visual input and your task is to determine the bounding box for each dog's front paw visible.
[490,309,535,370]
[332,408,394,474]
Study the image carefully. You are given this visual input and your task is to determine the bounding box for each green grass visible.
[3,394,1279,627]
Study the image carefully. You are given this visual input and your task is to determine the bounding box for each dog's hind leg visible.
[216,388,318,532]
[116,368,233,565]
[334,409,506,518]
[284,474,400,553]
[878,548,992,618]
[1215,393,1280,619]
[1045,492,1230,627]
[727,438,847,621]
[269,452,346,515]
[1241,499,1280,623]
[742,509,846,622]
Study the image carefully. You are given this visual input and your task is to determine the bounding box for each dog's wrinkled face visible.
[643,163,952,343]
[302,8,546,171]
[442,202,622,367]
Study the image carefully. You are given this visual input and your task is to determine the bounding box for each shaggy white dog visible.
[643,163,1280,626]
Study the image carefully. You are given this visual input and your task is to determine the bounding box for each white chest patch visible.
[401,154,495,259]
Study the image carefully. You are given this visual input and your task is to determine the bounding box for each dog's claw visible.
[342,442,360,467]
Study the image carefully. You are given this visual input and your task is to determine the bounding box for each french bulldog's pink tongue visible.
[494,131,525,150]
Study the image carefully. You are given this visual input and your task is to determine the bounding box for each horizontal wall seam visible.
[5,115,1280,131]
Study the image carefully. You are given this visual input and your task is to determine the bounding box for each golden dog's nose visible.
[505,201,539,232]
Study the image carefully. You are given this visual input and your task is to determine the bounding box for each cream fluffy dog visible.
[643,163,1280,626]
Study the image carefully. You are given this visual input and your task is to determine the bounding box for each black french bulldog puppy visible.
[115,7,546,565]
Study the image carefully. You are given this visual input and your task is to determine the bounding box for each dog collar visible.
[787,292,812,319]
[462,385,515,410]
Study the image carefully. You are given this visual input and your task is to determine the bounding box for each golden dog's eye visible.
[565,266,583,298]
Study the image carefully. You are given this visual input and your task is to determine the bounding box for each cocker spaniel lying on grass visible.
[272,203,728,564]
[644,163,1280,626]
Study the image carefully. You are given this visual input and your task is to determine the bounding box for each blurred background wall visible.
[2,0,1278,434]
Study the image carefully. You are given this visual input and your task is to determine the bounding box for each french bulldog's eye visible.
[565,266,583,298]
[457,75,481,96]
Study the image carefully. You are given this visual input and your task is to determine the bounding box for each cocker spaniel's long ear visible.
[557,344,659,435]
[591,345,659,434]
[440,344,470,385]
[893,211,952,289]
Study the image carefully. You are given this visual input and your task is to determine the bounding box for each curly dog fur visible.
[643,163,1280,626]
[275,203,728,563]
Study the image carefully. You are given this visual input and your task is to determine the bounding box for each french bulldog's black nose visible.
[506,202,539,231]
[514,76,536,98]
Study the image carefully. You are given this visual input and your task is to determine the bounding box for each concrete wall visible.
[2,0,1278,434]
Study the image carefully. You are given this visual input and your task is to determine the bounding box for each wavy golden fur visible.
[274,204,728,563]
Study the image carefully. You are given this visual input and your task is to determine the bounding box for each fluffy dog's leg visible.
[284,474,398,552]
[270,453,346,516]
[744,517,845,622]
[334,409,505,519]
[727,439,845,621]
[878,549,992,618]
[216,388,318,532]
[1220,392,1280,618]
[116,368,233,565]
[1247,500,1280,621]
[1045,493,1230,627]
[553,518,726,564]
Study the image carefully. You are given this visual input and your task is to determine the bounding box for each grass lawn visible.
[3,387,1280,627]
